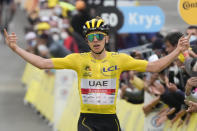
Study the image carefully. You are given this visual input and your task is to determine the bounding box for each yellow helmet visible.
[83,16,110,36]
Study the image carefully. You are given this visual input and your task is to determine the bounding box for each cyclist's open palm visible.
[4,29,18,50]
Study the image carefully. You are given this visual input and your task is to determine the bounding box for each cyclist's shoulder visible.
[65,52,90,60]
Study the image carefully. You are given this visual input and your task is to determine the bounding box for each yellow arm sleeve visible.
[51,53,79,70]
[119,53,148,72]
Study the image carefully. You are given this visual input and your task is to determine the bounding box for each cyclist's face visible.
[86,31,109,54]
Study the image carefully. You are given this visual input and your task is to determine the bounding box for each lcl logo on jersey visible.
[103,65,119,72]
[101,65,119,76]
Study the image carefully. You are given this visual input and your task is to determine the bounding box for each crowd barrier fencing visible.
[22,63,197,131]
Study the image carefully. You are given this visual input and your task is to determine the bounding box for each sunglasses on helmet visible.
[86,32,106,42]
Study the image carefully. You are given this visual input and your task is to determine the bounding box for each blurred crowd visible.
[120,26,197,127]
[7,0,197,128]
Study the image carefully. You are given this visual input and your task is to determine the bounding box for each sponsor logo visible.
[81,79,116,105]
[118,6,165,33]
[89,80,108,87]
[178,0,197,24]
[183,1,197,10]
[103,65,119,72]
[151,115,162,128]
[101,65,119,76]
[83,65,92,77]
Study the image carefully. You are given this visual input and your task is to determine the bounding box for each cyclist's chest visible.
[79,59,120,79]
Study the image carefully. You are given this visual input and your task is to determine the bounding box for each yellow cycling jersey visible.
[51,51,148,114]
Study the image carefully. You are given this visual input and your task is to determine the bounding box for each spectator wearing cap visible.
[25,32,37,53]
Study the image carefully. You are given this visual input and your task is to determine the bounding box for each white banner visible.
[53,69,77,131]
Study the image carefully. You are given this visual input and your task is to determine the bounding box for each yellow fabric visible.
[48,0,59,8]
[129,76,144,90]
[85,21,90,29]
[35,22,50,30]
[59,2,76,17]
[91,19,96,28]
[51,52,148,114]
[178,53,185,63]
[97,19,104,28]
[178,47,192,63]
[59,2,75,11]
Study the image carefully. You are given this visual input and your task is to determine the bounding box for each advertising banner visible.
[118,6,165,33]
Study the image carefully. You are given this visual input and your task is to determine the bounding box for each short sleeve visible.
[119,53,148,72]
[51,53,79,70]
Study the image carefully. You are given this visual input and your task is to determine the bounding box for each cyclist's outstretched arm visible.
[146,34,191,73]
[4,29,54,69]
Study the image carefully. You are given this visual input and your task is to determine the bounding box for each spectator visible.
[186,26,197,44]
[184,58,197,113]
[71,0,91,37]
[25,31,37,53]
[120,71,145,104]
[143,32,192,126]
[63,29,79,53]
[186,26,197,54]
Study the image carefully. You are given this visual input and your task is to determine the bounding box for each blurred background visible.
[1,0,196,131]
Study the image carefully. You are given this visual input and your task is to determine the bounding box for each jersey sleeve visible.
[119,53,148,72]
[51,53,79,70]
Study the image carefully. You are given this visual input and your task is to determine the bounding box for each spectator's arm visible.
[167,83,178,92]
[146,35,191,72]
[185,77,197,96]
[185,100,197,113]
[188,49,197,57]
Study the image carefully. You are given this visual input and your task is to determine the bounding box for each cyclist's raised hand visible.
[4,29,18,50]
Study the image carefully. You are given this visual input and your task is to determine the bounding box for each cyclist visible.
[4,16,190,131]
